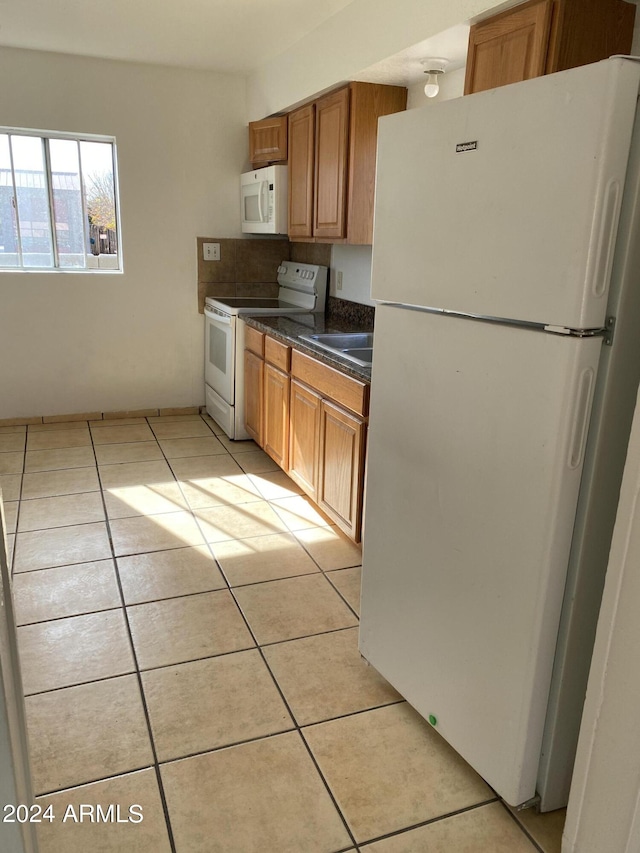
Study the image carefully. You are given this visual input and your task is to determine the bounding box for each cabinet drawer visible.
[291,350,369,417]
[265,335,291,372]
[245,326,265,357]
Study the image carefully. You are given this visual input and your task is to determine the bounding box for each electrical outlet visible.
[336,271,343,291]
[203,242,220,261]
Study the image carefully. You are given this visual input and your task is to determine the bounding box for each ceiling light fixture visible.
[422,58,449,99]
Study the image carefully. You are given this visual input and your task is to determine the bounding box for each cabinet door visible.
[263,363,290,469]
[244,350,264,446]
[318,399,366,542]
[288,105,315,238]
[249,116,288,165]
[289,379,322,499]
[314,87,350,239]
[464,0,553,95]
[346,82,407,246]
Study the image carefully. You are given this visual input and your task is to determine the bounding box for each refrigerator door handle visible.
[568,367,596,469]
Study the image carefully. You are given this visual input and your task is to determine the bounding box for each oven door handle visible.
[204,307,232,325]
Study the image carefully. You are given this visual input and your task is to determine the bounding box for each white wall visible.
[246,0,504,120]
[0,47,246,419]
[562,388,640,853]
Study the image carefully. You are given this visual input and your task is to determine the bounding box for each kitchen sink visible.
[299,332,374,367]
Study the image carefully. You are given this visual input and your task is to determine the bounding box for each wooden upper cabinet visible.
[314,87,351,240]
[288,105,315,238]
[347,82,407,245]
[287,82,407,244]
[465,0,636,96]
[249,116,288,166]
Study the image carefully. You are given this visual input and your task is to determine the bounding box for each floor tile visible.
[35,768,172,853]
[0,473,22,501]
[196,500,289,543]
[13,521,112,572]
[230,449,281,474]
[98,459,174,489]
[18,609,135,694]
[303,703,493,843]
[91,424,156,444]
[177,471,262,509]
[12,560,121,625]
[25,675,153,795]
[271,494,333,532]
[361,802,538,852]
[127,590,254,669]
[247,470,304,500]
[94,440,163,465]
[103,481,188,519]
[26,429,91,451]
[201,415,226,434]
[0,451,24,475]
[0,432,26,452]
[509,804,566,853]
[295,525,363,570]
[29,420,89,432]
[264,627,401,726]
[212,532,320,586]
[6,533,14,566]
[160,731,352,853]
[109,511,205,556]
[3,500,18,534]
[158,436,226,458]
[233,574,358,645]
[150,420,214,439]
[169,453,244,480]
[24,446,96,473]
[21,467,100,499]
[215,435,259,454]
[18,492,105,532]
[90,417,148,427]
[117,545,225,604]
[143,649,293,761]
[327,566,362,615]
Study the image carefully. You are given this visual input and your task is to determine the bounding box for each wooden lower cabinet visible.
[289,379,322,500]
[263,363,290,469]
[317,400,366,542]
[245,334,368,542]
[244,350,264,446]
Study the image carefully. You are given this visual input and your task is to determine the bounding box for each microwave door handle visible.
[257,181,265,222]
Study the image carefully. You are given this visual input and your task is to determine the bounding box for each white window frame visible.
[0,127,123,273]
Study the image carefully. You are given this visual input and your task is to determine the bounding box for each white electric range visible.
[204,261,327,439]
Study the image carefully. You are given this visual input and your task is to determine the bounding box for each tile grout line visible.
[501,801,548,853]
[17,416,394,849]
[157,419,362,851]
[87,424,179,853]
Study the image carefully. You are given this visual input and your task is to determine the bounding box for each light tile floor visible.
[1,415,566,852]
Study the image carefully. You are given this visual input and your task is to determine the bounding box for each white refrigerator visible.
[359,57,640,812]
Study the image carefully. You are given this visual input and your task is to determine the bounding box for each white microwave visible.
[241,165,288,234]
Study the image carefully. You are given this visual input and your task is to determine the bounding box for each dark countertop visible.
[242,314,372,382]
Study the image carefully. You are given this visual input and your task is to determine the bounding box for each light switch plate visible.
[203,242,220,261]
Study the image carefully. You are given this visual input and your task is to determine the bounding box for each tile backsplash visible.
[197,238,290,312]
[197,238,332,313]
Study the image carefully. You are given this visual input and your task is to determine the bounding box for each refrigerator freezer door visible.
[371,58,640,329]
[359,304,603,806]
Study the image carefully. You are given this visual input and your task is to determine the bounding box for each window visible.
[0,129,121,272]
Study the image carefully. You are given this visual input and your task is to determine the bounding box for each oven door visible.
[204,307,235,405]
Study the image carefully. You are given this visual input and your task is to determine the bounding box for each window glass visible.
[49,138,85,269]
[0,129,120,272]
[0,134,19,267]
[11,135,54,268]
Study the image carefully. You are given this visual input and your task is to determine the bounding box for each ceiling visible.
[0,0,361,74]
